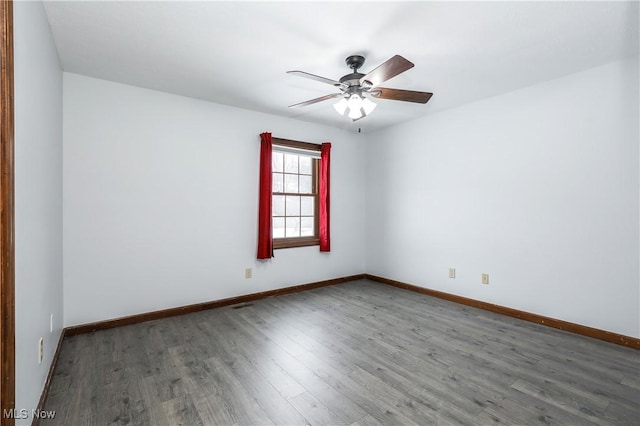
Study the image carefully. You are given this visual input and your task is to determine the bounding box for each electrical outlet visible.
[449,268,456,279]
[245,268,252,279]
[38,338,44,364]
[482,273,489,285]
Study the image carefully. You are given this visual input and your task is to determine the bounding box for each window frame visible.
[272,138,321,250]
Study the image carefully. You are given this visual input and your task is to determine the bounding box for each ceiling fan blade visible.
[371,87,433,104]
[288,93,343,108]
[360,55,414,87]
[287,70,343,87]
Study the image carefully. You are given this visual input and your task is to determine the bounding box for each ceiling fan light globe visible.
[333,98,348,115]
[348,106,363,120]
[362,97,377,115]
[347,94,363,111]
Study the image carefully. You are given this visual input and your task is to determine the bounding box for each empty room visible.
[2,0,639,425]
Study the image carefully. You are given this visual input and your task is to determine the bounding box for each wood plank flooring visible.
[43,280,640,425]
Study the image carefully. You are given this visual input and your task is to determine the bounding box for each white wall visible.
[366,57,640,338]
[13,1,63,423]
[64,58,640,338]
[63,73,365,326]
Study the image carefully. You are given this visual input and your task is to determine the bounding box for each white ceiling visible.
[43,1,639,133]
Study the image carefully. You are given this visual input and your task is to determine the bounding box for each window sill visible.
[273,237,320,250]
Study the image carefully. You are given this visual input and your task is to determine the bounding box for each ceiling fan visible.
[287,54,433,121]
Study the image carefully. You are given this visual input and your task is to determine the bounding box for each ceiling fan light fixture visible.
[334,93,376,120]
[348,106,363,120]
[362,97,377,115]
[347,94,363,112]
[333,98,348,115]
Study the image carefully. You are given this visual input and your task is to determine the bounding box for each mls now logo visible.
[3,409,56,420]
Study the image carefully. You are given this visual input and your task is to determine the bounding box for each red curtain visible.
[257,132,273,259]
[319,142,331,252]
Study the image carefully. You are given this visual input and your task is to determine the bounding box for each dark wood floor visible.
[43,280,639,425]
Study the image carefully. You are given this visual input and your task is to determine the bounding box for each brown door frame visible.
[0,0,15,425]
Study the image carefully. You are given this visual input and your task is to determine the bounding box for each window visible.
[257,132,330,259]
[272,139,320,249]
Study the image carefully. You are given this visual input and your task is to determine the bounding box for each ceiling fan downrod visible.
[340,55,367,88]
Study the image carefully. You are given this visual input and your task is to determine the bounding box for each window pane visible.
[273,217,285,238]
[272,152,284,173]
[300,196,314,216]
[301,217,314,236]
[284,154,298,173]
[285,217,300,237]
[272,173,283,192]
[299,156,312,174]
[271,145,319,246]
[272,195,285,216]
[284,174,298,193]
[299,175,312,194]
[286,195,300,216]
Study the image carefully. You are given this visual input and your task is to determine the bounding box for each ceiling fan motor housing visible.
[340,55,370,95]
[339,72,365,86]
